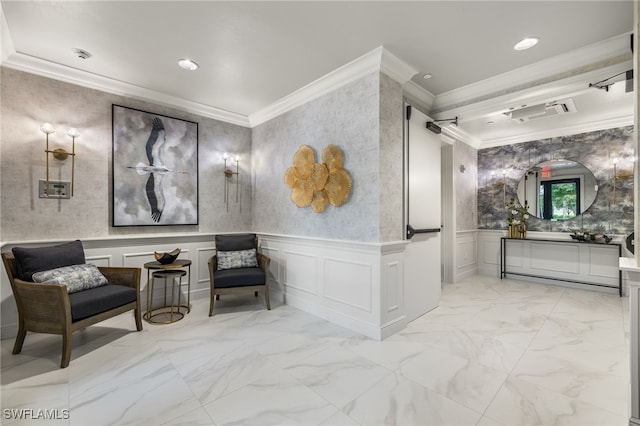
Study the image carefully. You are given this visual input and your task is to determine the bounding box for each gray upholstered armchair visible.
[1,240,142,368]
[208,234,271,316]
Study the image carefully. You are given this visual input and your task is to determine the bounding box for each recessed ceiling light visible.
[423,73,433,80]
[513,37,540,51]
[178,59,199,71]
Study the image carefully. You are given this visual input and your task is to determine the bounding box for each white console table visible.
[619,257,639,426]
[500,237,622,296]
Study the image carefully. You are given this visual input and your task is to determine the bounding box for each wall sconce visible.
[613,158,634,203]
[491,169,507,206]
[40,123,78,198]
[223,153,239,210]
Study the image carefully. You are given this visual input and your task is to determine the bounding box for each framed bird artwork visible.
[112,105,199,226]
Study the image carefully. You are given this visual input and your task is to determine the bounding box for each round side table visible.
[143,259,191,324]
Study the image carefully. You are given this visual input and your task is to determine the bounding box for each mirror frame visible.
[516,159,598,221]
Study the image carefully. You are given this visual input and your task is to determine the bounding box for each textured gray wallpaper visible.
[454,140,478,231]
[379,74,404,242]
[252,72,402,243]
[0,67,252,242]
[478,126,634,234]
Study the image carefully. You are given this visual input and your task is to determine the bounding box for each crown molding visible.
[442,125,481,149]
[250,46,418,127]
[479,115,634,148]
[249,47,382,126]
[1,51,251,127]
[2,43,420,129]
[403,80,435,114]
[432,59,632,123]
[432,32,633,115]
[1,5,15,63]
[380,47,420,85]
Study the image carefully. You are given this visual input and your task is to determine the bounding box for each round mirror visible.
[516,160,598,221]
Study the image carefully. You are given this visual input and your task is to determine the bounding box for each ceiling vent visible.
[506,99,577,123]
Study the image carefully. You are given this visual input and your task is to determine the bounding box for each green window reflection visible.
[539,178,580,220]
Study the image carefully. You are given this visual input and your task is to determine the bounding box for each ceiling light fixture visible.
[178,59,199,71]
[423,73,432,80]
[72,48,92,60]
[513,37,540,51]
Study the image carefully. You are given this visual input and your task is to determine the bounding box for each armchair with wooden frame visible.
[208,234,271,316]
[1,241,142,368]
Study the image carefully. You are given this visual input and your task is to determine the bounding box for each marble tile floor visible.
[1,275,631,426]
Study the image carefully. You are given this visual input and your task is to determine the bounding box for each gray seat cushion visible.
[213,268,265,288]
[69,284,137,322]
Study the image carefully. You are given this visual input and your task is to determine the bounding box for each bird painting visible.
[128,117,167,222]
[112,105,199,227]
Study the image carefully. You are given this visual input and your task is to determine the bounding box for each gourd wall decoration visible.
[284,144,352,213]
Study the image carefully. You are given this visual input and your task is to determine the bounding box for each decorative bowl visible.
[154,248,180,264]
[570,231,611,244]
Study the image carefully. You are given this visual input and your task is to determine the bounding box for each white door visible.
[404,105,442,321]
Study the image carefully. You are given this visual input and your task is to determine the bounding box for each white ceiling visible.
[1,1,635,147]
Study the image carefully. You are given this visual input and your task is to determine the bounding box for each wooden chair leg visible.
[61,331,72,368]
[12,323,26,354]
[134,308,143,331]
[254,291,258,297]
[264,286,271,310]
[216,294,220,300]
[209,293,215,317]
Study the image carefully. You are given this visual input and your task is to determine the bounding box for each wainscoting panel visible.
[259,234,413,340]
[478,230,502,277]
[197,247,216,286]
[283,250,319,295]
[505,240,526,269]
[385,261,401,313]
[324,257,373,312]
[530,242,580,273]
[455,231,478,282]
[1,234,430,340]
[380,246,408,335]
[588,245,620,279]
[259,246,281,283]
[86,254,112,268]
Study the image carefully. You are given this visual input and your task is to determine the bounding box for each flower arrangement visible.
[506,197,529,238]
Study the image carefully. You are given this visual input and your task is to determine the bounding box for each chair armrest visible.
[208,255,218,285]
[257,253,270,275]
[12,278,70,331]
[98,267,141,291]
[208,255,218,272]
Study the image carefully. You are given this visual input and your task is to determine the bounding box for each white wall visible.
[0,67,253,242]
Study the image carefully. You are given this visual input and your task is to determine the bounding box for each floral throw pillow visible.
[217,249,258,270]
[32,264,109,294]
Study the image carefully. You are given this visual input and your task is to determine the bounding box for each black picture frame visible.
[112,104,198,226]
